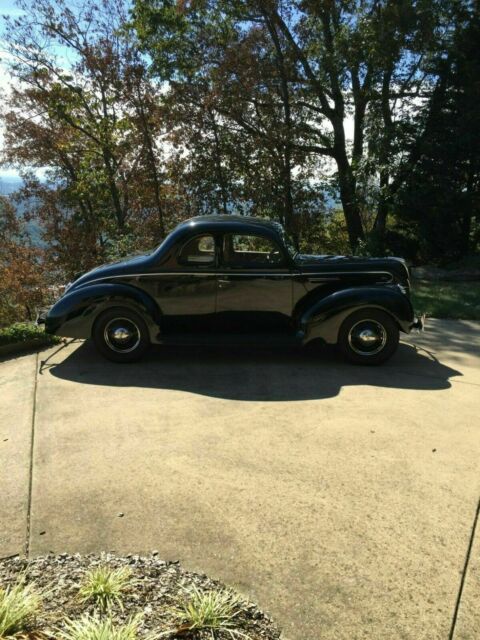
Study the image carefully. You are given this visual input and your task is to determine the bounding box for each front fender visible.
[45,283,161,340]
[300,286,414,344]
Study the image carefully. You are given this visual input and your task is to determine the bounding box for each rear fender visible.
[300,286,414,344]
[45,283,161,341]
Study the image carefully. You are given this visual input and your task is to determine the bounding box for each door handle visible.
[218,279,232,288]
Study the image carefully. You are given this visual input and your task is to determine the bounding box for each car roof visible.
[174,214,283,234]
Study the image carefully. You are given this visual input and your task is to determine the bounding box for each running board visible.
[155,332,301,348]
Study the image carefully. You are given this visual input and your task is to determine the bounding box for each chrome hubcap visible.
[104,318,141,353]
[348,319,387,356]
[112,328,131,341]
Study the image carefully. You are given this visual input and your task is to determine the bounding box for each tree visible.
[132,0,448,250]
[0,196,47,325]
[2,0,477,270]
[395,1,480,263]
[132,0,331,241]
[2,0,169,276]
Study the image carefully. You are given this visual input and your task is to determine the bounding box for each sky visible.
[0,0,27,180]
[0,0,355,189]
[0,0,107,184]
[0,0,68,183]
[0,0,24,21]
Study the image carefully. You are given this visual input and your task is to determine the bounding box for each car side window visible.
[223,234,285,268]
[178,235,216,267]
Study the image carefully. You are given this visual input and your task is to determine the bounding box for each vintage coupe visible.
[41,215,423,364]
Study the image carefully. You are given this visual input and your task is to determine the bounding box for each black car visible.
[41,215,423,364]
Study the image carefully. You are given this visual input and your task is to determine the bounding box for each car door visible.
[156,233,218,334]
[216,232,293,333]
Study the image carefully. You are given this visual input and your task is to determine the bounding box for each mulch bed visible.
[0,554,281,640]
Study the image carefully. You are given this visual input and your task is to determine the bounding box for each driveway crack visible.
[25,351,39,558]
[448,496,480,640]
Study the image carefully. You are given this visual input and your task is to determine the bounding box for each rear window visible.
[178,235,215,266]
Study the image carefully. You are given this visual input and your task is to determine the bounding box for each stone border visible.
[0,338,57,359]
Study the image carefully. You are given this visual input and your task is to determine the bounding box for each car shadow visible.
[43,339,462,402]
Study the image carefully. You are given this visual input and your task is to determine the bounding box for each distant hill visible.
[0,175,44,246]
[0,175,23,195]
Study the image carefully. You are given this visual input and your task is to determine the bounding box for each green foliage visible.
[0,580,41,637]
[0,195,51,327]
[0,323,60,347]
[411,281,480,320]
[78,567,133,612]
[2,0,168,279]
[355,232,393,258]
[298,211,350,256]
[444,255,480,271]
[1,0,479,268]
[394,4,480,264]
[59,614,142,640]
[173,585,247,637]
[132,0,480,255]
[104,234,150,263]
[131,0,197,79]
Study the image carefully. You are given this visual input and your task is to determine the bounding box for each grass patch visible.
[411,280,480,320]
[59,614,141,640]
[443,254,480,271]
[0,322,60,348]
[0,580,41,637]
[78,566,133,612]
[173,586,248,638]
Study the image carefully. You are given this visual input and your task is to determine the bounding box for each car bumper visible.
[36,307,63,335]
[411,314,426,331]
[36,307,51,325]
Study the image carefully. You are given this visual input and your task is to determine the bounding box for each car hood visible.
[68,252,152,291]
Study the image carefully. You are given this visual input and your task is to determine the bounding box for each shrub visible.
[78,566,133,612]
[59,614,141,640]
[0,580,41,637]
[0,322,60,347]
[174,585,248,637]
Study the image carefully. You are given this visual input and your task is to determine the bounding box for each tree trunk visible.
[103,149,126,229]
[461,165,475,255]
[374,199,388,237]
[332,117,364,250]
[373,69,394,241]
[337,169,364,251]
[209,111,229,216]
[282,147,295,238]
[134,88,166,238]
[262,10,295,237]
[141,118,165,236]
[374,168,390,240]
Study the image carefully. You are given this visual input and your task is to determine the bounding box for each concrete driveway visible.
[1,318,479,640]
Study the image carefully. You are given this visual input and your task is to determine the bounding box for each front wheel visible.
[93,307,150,363]
[338,309,399,365]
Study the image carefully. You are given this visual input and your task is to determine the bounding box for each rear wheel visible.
[338,309,399,365]
[93,307,150,363]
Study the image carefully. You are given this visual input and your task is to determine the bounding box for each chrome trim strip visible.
[306,277,341,282]
[76,270,394,286]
